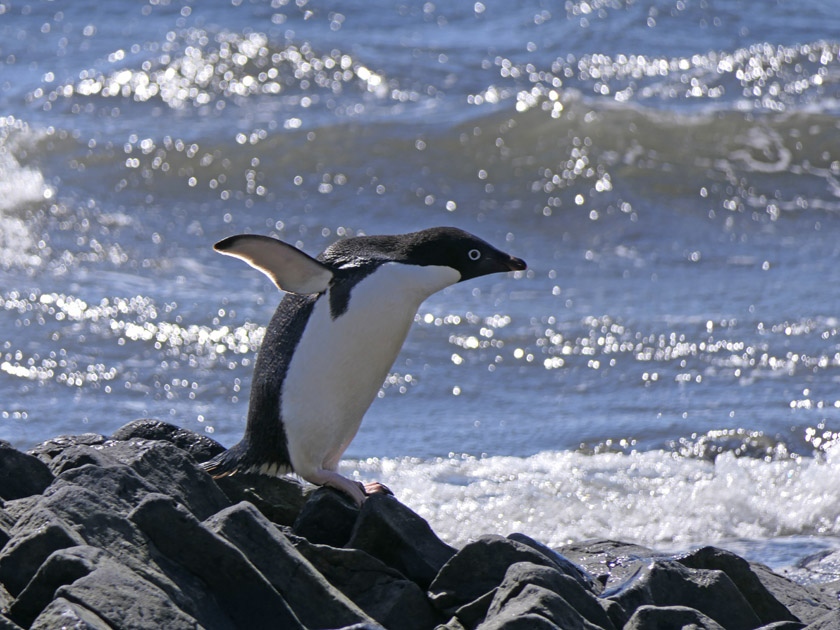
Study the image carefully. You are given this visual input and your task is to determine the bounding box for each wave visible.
[344,438,840,555]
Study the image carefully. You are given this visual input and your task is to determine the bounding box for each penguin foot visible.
[303,468,367,506]
[363,481,393,497]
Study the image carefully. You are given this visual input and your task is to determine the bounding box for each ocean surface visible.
[3,0,840,579]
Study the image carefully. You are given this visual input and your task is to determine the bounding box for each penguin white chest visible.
[280,262,460,476]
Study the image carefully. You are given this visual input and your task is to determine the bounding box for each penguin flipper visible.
[214,234,333,294]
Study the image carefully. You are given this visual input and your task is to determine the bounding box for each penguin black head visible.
[321,227,527,281]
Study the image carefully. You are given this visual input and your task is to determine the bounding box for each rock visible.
[677,546,800,625]
[477,584,603,630]
[605,560,762,630]
[110,418,225,462]
[94,439,231,520]
[290,533,441,630]
[747,562,839,625]
[27,434,107,468]
[622,605,725,630]
[555,540,661,591]
[428,535,571,617]
[206,501,377,628]
[506,534,599,592]
[29,597,111,630]
[0,514,84,596]
[293,486,359,545]
[216,472,309,526]
[8,545,110,628]
[129,493,304,630]
[0,443,54,500]
[755,622,807,630]
[485,562,615,630]
[804,609,840,629]
[347,493,456,590]
[55,560,203,630]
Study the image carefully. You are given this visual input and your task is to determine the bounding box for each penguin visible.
[202,226,526,505]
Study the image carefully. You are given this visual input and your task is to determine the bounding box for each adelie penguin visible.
[202,226,526,505]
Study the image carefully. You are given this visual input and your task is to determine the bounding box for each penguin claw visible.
[363,481,393,497]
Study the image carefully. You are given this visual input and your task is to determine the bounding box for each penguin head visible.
[322,227,527,282]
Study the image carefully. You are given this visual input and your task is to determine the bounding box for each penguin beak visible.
[505,256,527,272]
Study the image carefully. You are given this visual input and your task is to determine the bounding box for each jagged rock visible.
[0,615,23,630]
[216,472,309,526]
[27,434,106,469]
[54,560,202,630]
[94,439,231,520]
[556,540,661,591]
[755,622,807,630]
[428,535,574,618]
[110,418,225,463]
[485,562,615,630]
[0,443,54,501]
[506,534,599,593]
[293,486,359,545]
[605,560,762,630]
[9,545,110,628]
[622,605,725,630]
[804,609,840,629]
[747,561,839,625]
[347,493,456,591]
[129,493,304,630]
[206,501,377,628]
[0,514,84,596]
[29,597,111,630]
[677,546,800,625]
[290,533,441,630]
[477,584,603,630]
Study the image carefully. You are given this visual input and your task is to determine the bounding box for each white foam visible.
[0,117,54,268]
[343,442,840,550]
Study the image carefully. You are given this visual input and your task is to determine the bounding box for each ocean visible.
[2,0,840,579]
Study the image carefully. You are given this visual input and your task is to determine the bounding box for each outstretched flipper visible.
[215,234,333,294]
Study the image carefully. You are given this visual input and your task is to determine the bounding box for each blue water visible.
[2,0,840,574]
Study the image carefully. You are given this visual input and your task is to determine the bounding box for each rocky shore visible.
[0,419,837,630]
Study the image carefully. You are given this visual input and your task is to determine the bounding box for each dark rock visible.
[485,562,615,630]
[606,560,762,630]
[0,514,84,596]
[16,480,231,626]
[29,597,112,630]
[129,493,304,630]
[506,533,599,593]
[754,622,806,630]
[27,434,107,468]
[556,540,661,591]
[347,493,456,590]
[437,617,469,630]
[428,535,567,617]
[110,418,225,463]
[95,439,231,520]
[477,614,559,630]
[330,625,387,630]
[216,472,309,526]
[677,546,800,625]
[622,605,725,630]
[206,501,376,628]
[290,533,441,630]
[452,588,497,629]
[293,486,359,545]
[803,609,840,629]
[0,614,23,630]
[9,545,110,628]
[477,584,602,630]
[0,443,54,500]
[748,561,839,625]
[55,561,202,630]
[47,446,118,476]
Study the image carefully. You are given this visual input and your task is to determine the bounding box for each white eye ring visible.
[468,249,481,261]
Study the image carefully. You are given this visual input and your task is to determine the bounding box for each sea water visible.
[2,0,840,579]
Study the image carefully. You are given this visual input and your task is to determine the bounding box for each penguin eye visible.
[468,249,482,261]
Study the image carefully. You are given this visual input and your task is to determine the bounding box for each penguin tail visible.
[201,440,291,479]
[201,441,250,478]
